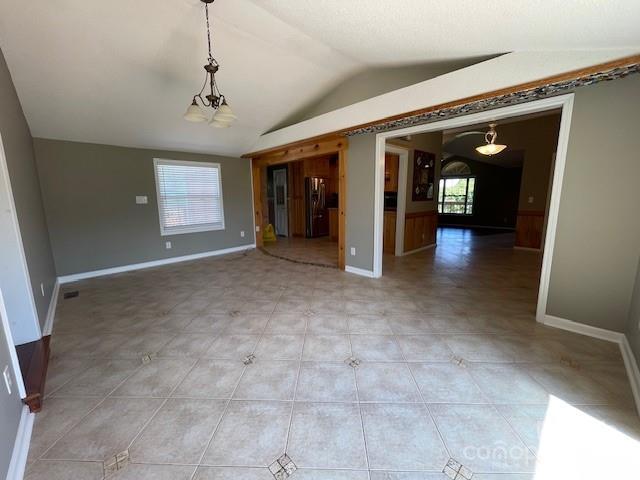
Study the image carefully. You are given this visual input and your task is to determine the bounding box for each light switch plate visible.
[136,195,148,204]
[3,365,12,394]
[240,230,245,238]
[528,196,534,204]
[165,241,172,249]
[350,247,356,256]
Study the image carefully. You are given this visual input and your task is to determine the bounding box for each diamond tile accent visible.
[103,449,130,475]
[560,355,581,370]
[443,457,473,479]
[243,354,256,365]
[304,309,315,317]
[450,355,467,368]
[141,353,155,365]
[344,356,361,368]
[269,453,297,479]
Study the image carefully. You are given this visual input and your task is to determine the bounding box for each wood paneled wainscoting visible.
[404,210,437,254]
[515,210,546,249]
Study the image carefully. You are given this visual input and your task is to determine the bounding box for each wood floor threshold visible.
[16,335,51,413]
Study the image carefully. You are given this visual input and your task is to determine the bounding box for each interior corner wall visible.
[33,139,255,276]
[626,256,640,365]
[346,134,376,271]
[547,74,640,332]
[0,47,56,342]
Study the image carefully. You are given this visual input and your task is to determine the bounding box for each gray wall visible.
[0,47,56,341]
[34,139,254,276]
[346,134,376,271]
[626,257,640,365]
[547,75,640,332]
[0,306,23,480]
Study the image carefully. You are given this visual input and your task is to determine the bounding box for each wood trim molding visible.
[249,136,348,270]
[245,135,347,162]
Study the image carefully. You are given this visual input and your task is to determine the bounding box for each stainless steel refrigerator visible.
[305,177,329,237]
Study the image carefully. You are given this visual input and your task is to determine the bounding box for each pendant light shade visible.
[476,123,507,156]
[183,100,208,122]
[183,0,236,127]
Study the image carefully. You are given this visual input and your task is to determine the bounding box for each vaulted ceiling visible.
[1,0,639,157]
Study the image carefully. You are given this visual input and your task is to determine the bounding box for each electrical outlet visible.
[256,225,260,232]
[240,230,245,238]
[40,283,45,297]
[135,195,148,204]
[165,241,172,249]
[350,247,356,256]
[528,196,534,204]
[3,366,12,394]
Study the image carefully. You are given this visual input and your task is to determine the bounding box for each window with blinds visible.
[153,159,225,235]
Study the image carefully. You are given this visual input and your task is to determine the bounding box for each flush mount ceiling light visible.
[183,0,236,128]
[475,123,507,156]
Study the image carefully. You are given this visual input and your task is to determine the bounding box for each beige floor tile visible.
[430,404,535,473]
[303,334,351,361]
[203,334,259,359]
[265,313,307,333]
[356,363,421,402]
[157,333,216,358]
[51,358,140,397]
[410,363,487,404]
[361,403,448,471]
[296,363,358,402]
[443,335,515,362]
[350,335,404,361]
[348,315,393,334]
[294,470,369,480]
[43,397,163,461]
[109,463,196,479]
[287,402,368,469]
[24,460,103,480]
[306,314,349,334]
[254,334,305,360]
[201,400,290,467]
[233,360,298,400]
[130,398,226,464]
[469,363,549,404]
[193,467,273,480]
[113,357,196,397]
[172,359,245,398]
[28,396,103,460]
[395,335,454,362]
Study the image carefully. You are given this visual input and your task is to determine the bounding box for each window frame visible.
[438,175,476,216]
[153,158,225,236]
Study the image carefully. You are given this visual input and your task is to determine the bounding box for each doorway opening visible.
[258,154,342,268]
[374,94,574,324]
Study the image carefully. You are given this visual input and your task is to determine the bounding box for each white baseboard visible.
[58,244,256,283]
[542,314,624,343]
[620,337,640,417]
[6,406,34,480]
[345,265,377,278]
[42,279,60,336]
[542,313,640,415]
[400,243,436,256]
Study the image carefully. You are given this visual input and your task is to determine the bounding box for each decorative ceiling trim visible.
[243,54,640,158]
[347,62,640,136]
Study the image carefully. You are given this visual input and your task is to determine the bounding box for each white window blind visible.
[153,159,225,235]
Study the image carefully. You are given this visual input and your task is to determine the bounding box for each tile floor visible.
[26,229,640,479]
[262,236,338,267]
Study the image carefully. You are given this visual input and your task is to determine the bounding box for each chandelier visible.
[183,0,236,128]
[475,123,507,156]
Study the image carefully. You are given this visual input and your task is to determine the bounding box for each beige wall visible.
[547,74,640,332]
[626,257,640,365]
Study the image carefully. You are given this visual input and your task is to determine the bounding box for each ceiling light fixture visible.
[475,123,507,156]
[183,0,236,128]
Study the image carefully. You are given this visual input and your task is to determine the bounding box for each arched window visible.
[438,161,475,215]
[441,160,472,177]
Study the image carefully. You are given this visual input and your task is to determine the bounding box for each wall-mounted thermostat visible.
[136,196,148,204]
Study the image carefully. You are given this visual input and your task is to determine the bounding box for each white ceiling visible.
[1,0,639,157]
